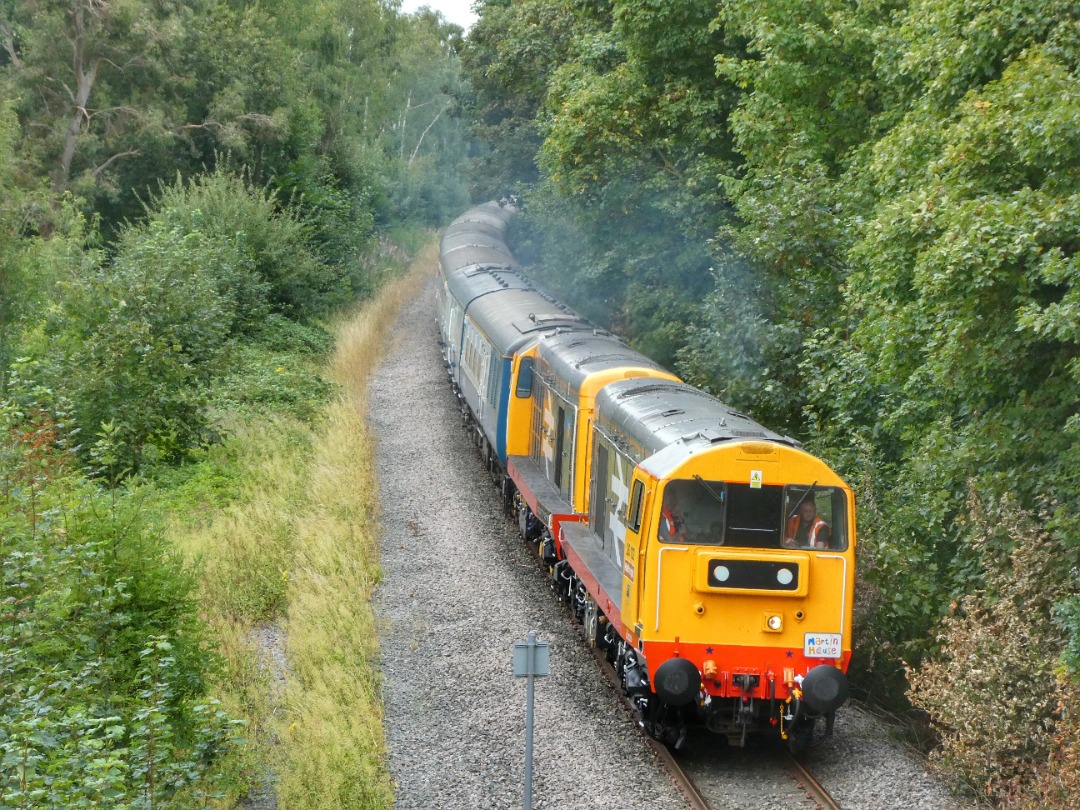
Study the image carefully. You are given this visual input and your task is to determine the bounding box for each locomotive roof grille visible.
[617,382,714,400]
[575,353,661,369]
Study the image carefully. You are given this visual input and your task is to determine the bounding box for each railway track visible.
[671,733,842,810]
[786,753,842,810]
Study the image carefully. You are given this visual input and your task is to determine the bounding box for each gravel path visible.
[802,704,973,809]
[370,279,969,810]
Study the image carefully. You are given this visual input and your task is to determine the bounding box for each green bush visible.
[53,221,234,472]
[1,391,241,807]
[151,168,349,321]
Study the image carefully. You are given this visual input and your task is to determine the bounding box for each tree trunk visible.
[0,16,21,70]
[55,2,99,193]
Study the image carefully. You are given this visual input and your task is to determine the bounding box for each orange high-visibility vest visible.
[661,506,691,542]
[785,515,829,548]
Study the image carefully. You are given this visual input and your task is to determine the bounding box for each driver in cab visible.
[783,499,830,549]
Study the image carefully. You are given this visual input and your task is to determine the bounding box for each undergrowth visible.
[161,243,433,807]
[0,391,243,807]
[908,493,1080,806]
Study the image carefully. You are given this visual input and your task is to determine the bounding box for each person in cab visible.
[783,499,831,549]
[659,487,686,543]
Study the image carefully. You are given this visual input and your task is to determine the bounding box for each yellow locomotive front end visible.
[619,440,854,747]
[589,377,856,750]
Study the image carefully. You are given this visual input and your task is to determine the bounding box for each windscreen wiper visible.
[786,481,818,520]
[693,474,725,506]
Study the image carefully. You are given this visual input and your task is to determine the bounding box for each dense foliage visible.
[1,0,469,802]
[1,381,239,806]
[462,0,1079,802]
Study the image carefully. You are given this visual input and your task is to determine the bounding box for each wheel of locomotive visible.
[647,702,689,751]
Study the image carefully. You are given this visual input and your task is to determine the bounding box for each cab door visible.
[621,471,653,635]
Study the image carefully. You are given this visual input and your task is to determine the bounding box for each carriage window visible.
[516,357,534,397]
[627,479,644,532]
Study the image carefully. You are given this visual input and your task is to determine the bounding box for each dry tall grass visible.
[168,244,435,807]
[167,415,314,802]
[272,247,434,808]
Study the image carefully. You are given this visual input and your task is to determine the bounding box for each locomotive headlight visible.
[766,614,783,632]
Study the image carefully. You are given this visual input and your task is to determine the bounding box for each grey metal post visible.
[513,631,550,810]
[524,636,535,810]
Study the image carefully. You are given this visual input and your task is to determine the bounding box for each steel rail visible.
[785,752,843,810]
[584,641,712,810]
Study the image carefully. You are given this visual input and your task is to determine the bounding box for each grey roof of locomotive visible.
[535,329,669,395]
[445,264,591,357]
[594,377,799,465]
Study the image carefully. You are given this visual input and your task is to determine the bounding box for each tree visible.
[460,0,589,197]
[2,0,185,209]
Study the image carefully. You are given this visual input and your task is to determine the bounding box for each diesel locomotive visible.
[435,202,854,750]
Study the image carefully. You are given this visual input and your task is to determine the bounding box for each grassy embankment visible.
[166,243,434,807]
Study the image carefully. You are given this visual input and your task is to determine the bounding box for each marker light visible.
[766,614,783,632]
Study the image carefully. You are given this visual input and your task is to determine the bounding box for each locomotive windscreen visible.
[658,480,847,551]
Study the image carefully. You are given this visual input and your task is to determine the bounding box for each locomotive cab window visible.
[782,486,847,551]
[516,357,534,398]
[627,479,644,532]
[724,483,783,547]
[658,479,726,545]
